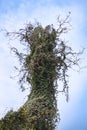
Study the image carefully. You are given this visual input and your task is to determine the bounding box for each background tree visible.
[0,13,82,130]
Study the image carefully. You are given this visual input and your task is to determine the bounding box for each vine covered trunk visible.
[0,14,81,130]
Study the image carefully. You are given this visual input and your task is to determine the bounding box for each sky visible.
[0,0,87,130]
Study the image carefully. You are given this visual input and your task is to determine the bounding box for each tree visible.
[0,13,82,130]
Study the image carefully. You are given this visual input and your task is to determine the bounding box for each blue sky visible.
[0,0,87,130]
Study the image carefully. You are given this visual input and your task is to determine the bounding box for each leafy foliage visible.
[0,14,82,130]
